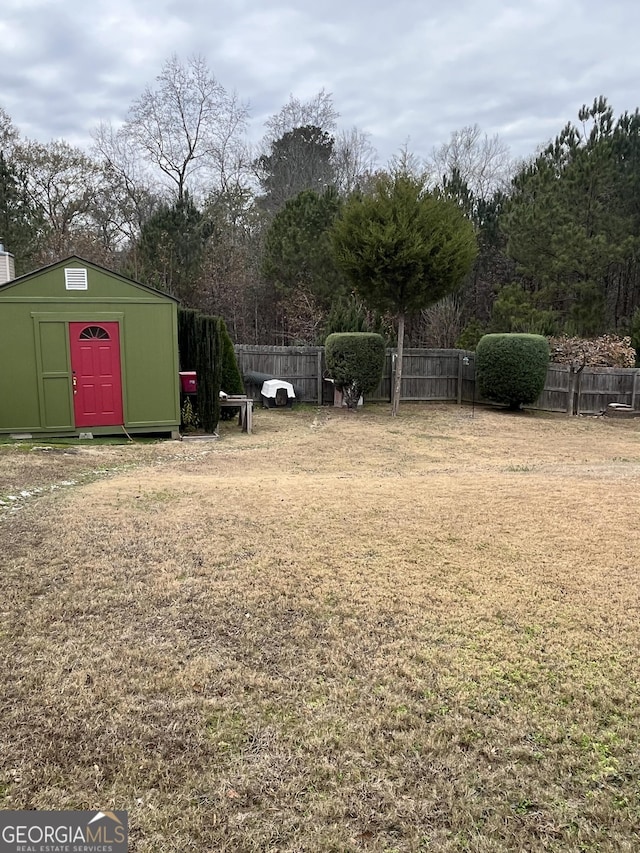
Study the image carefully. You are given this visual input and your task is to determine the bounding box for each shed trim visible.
[31,312,126,321]
[2,297,172,305]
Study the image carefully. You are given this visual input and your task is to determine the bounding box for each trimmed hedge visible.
[178,307,223,433]
[220,321,245,396]
[219,319,245,420]
[325,332,385,408]
[476,333,549,410]
[195,313,223,432]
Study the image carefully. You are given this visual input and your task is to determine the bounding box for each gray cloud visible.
[2,0,640,164]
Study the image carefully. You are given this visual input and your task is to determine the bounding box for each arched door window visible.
[79,326,110,340]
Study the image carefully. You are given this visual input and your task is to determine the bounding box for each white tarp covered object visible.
[261,379,296,399]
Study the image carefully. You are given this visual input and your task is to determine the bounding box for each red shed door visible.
[69,322,123,427]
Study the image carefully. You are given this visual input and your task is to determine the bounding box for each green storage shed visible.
[0,255,181,439]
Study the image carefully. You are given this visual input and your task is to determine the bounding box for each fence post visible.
[567,367,575,415]
[457,352,463,405]
[317,348,323,406]
[566,364,586,415]
[390,351,396,403]
[632,369,640,411]
[576,370,583,415]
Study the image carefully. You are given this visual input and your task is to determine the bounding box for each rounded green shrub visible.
[325,332,385,409]
[476,333,549,410]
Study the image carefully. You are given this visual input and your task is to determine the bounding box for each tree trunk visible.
[392,312,405,417]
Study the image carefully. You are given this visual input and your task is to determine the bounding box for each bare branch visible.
[429,124,514,200]
[332,127,378,194]
[263,89,339,143]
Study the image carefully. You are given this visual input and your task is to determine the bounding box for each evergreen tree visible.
[132,193,211,302]
[218,319,245,420]
[489,283,559,335]
[323,293,392,344]
[331,168,477,415]
[261,188,347,309]
[195,313,223,433]
[439,168,513,328]
[504,97,640,335]
[256,125,336,214]
[0,152,43,272]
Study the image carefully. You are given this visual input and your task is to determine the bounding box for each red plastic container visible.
[179,371,197,393]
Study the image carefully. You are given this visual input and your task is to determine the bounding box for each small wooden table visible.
[219,396,253,434]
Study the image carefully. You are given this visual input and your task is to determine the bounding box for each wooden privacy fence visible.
[234,345,640,416]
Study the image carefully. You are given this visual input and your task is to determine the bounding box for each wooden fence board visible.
[575,366,637,414]
[530,364,571,413]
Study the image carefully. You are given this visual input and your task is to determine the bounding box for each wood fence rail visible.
[234,345,640,416]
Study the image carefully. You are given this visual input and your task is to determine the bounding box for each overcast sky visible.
[2,0,640,166]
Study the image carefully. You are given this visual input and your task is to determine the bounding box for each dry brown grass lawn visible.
[1,404,640,852]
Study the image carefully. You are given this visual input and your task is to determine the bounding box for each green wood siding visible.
[42,376,73,428]
[0,304,41,430]
[121,304,179,426]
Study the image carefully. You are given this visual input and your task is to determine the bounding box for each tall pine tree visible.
[0,152,43,272]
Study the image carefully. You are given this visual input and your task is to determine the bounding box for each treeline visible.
[2,57,640,351]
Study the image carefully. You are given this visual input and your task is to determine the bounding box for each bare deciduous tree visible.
[430,124,513,200]
[332,127,378,195]
[122,54,249,201]
[92,120,159,249]
[12,139,103,260]
[0,106,19,154]
[416,294,463,348]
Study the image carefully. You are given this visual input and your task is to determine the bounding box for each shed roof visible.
[0,255,180,302]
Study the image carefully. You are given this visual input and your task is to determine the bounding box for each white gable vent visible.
[65,267,88,290]
[0,244,15,284]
